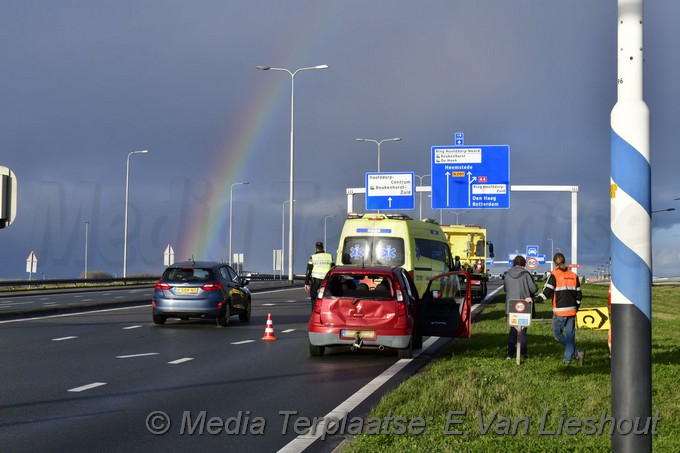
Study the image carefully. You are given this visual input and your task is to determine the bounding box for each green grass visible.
[340,284,680,453]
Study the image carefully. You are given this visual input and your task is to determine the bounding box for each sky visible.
[1,1,678,280]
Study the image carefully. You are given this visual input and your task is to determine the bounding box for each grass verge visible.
[340,284,679,453]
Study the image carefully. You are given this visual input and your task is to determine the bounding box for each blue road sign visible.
[431,145,510,209]
[455,132,464,146]
[365,172,415,210]
[526,245,539,257]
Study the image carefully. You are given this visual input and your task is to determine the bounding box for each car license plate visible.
[341,330,375,340]
[175,287,198,294]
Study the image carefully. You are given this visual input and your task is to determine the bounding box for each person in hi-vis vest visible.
[305,241,334,310]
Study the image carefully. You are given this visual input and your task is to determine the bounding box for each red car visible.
[308,266,473,358]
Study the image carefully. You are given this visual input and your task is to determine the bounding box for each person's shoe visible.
[576,350,585,365]
[506,356,512,360]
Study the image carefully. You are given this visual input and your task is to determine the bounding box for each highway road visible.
[0,285,471,453]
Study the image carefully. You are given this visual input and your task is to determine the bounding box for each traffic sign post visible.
[163,244,175,267]
[508,298,533,365]
[431,145,510,210]
[365,172,415,211]
[26,251,38,281]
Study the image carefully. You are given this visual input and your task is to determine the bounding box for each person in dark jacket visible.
[503,255,538,359]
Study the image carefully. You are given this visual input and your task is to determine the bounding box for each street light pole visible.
[324,215,337,253]
[415,174,430,220]
[257,64,328,284]
[547,238,554,271]
[229,181,250,266]
[281,199,294,280]
[123,149,148,278]
[355,137,402,172]
[84,220,90,279]
[451,210,468,225]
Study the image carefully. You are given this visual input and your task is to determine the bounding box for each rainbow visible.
[179,5,339,261]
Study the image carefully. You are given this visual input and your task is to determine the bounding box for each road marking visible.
[115,296,125,299]
[278,336,439,453]
[168,358,194,364]
[43,303,57,306]
[281,329,295,333]
[123,325,143,330]
[82,299,94,302]
[40,298,51,301]
[262,303,276,306]
[116,353,159,359]
[0,304,149,324]
[68,382,106,392]
[231,340,256,345]
[52,336,78,341]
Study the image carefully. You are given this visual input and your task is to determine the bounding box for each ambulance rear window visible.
[340,237,405,266]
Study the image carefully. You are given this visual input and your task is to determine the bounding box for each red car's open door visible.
[417,271,472,339]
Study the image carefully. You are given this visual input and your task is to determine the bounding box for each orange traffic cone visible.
[261,313,277,341]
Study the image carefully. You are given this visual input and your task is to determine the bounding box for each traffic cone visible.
[261,313,277,341]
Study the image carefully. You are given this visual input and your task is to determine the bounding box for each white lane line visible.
[278,336,439,453]
[68,382,107,392]
[0,304,149,324]
[74,295,83,298]
[123,325,143,330]
[115,296,125,299]
[40,298,51,301]
[262,303,276,306]
[281,329,295,333]
[116,353,159,359]
[169,358,194,365]
[231,340,256,345]
[43,303,57,306]
[82,299,94,302]
[52,336,78,341]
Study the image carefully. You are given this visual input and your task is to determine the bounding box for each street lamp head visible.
[392,138,402,142]
[314,64,329,69]
[256,66,271,70]
[356,138,367,142]
[134,149,148,154]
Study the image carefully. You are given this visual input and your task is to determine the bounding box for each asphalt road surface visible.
[0,285,476,453]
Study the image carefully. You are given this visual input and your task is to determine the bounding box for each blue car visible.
[152,261,251,327]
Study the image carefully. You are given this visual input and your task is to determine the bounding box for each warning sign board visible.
[576,307,610,330]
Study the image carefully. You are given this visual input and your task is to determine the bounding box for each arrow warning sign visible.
[576,307,610,330]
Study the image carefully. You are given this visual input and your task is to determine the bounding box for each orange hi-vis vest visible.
[537,268,582,317]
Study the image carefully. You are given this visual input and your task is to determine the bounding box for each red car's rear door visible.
[417,271,472,338]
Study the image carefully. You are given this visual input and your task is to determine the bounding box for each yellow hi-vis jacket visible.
[308,252,334,281]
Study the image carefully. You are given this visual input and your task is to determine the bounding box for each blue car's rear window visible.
[162,267,214,283]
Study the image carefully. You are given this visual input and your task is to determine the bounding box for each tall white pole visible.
[257,65,327,284]
[229,182,249,266]
[610,1,651,451]
[123,149,148,278]
[355,137,401,173]
[323,214,337,253]
[547,238,554,271]
[84,220,90,279]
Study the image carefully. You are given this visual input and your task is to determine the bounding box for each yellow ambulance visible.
[336,213,453,296]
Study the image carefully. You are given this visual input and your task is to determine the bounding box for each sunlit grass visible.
[340,284,679,453]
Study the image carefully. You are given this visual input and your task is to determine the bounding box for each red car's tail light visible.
[313,299,322,314]
[152,301,157,308]
[393,279,404,302]
[155,282,171,290]
[201,282,223,291]
[397,301,406,317]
